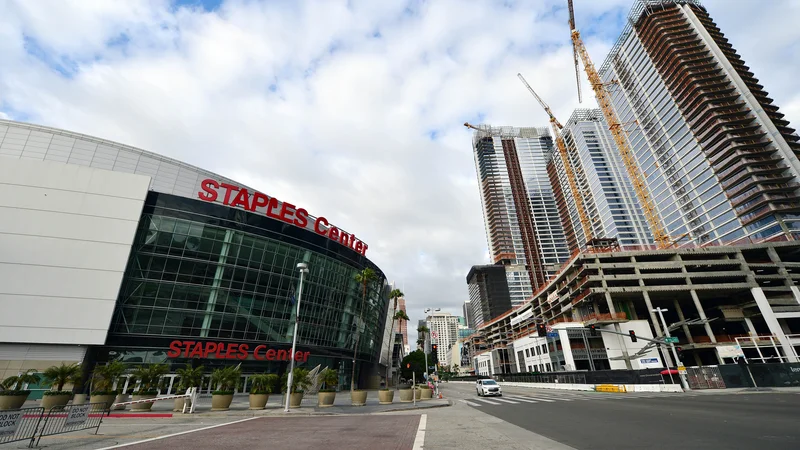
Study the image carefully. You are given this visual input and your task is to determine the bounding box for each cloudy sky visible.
[1,0,798,343]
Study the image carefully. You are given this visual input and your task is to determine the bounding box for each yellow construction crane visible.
[517,73,594,245]
[567,0,672,249]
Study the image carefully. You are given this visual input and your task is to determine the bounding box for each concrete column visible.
[672,298,695,344]
[791,286,800,306]
[744,317,758,336]
[751,287,799,362]
[689,290,716,343]
[612,322,633,370]
[766,247,794,288]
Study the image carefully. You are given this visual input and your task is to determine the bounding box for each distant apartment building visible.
[426,312,460,366]
[397,297,409,352]
[462,301,474,329]
[467,264,513,328]
[548,109,653,253]
[471,125,570,305]
[599,0,800,247]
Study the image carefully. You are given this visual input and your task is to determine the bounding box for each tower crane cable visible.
[567,0,672,249]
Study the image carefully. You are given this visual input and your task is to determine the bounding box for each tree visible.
[400,350,427,381]
[131,364,170,394]
[351,267,378,393]
[1,369,40,393]
[43,363,82,392]
[211,365,242,393]
[91,361,126,394]
[384,288,406,389]
[318,368,338,392]
[281,367,311,393]
[175,364,205,391]
[249,373,278,394]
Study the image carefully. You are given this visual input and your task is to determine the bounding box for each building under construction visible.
[468,240,800,375]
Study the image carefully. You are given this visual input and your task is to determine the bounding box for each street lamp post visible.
[284,262,309,412]
[422,308,440,381]
[652,307,691,391]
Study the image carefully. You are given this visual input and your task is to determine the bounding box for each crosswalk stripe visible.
[492,397,520,404]
[460,399,481,407]
[504,396,538,403]
[518,396,557,402]
[472,397,502,405]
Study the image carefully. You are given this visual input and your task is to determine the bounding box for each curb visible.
[376,399,453,414]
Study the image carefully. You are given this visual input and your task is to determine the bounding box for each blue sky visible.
[1,0,798,338]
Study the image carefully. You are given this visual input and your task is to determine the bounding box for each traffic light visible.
[589,324,597,336]
[536,323,547,336]
[629,330,637,343]
[432,344,438,352]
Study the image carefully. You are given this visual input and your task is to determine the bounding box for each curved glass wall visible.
[102,192,387,386]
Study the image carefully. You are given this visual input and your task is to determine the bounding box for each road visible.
[441,382,800,450]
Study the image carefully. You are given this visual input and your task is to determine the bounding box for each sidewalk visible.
[22,390,451,417]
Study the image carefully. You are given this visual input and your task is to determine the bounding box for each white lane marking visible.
[504,396,538,403]
[96,417,260,449]
[492,397,520,404]
[472,397,502,405]
[460,399,481,407]
[412,413,427,450]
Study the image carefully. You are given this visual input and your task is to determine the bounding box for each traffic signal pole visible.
[652,308,691,391]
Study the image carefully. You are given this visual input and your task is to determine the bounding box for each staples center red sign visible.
[197,179,368,255]
[167,340,310,362]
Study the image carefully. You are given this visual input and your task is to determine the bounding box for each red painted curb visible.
[106,413,174,418]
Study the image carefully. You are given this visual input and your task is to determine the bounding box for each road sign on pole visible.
[664,337,679,344]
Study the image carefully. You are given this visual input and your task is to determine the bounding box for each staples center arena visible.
[0,119,390,395]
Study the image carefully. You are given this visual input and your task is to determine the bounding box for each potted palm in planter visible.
[248,373,277,410]
[41,363,82,410]
[399,382,414,403]
[317,368,338,407]
[90,361,126,409]
[418,383,433,400]
[113,374,135,411]
[0,370,40,410]
[130,364,169,411]
[281,367,311,408]
[211,365,242,411]
[174,364,204,412]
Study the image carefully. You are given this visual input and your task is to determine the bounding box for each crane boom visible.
[517,73,594,245]
[567,0,671,248]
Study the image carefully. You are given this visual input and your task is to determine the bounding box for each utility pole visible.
[652,307,691,391]
[284,262,309,412]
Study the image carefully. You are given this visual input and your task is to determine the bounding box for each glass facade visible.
[98,192,388,388]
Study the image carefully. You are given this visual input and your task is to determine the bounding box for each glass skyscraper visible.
[599,0,800,246]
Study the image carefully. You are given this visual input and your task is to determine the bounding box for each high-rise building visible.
[397,297,409,353]
[462,300,474,329]
[548,109,653,253]
[599,0,800,247]
[425,312,460,367]
[466,264,513,328]
[471,126,570,304]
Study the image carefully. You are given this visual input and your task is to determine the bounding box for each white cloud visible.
[1,0,797,346]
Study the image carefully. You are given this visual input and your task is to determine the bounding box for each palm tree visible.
[175,364,205,392]
[249,373,278,394]
[318,368,338,392]
[417,325,429,350]
[386,307,409,389]
[281,368,311,394]
[210,365,242,393]
[351,267,378,393]
[91,361,126,394]
[1,369,40,392]
[43,363,82,392]
[131,364,170,394]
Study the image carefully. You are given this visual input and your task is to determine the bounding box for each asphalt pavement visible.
[442,383,800,450]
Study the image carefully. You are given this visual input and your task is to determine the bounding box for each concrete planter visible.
[350,390,368,406]
[378,390,394,405]
[173,398,187,412]
[289,392,304,408]
[90,394,117,409]
[0,393,30,410]
[211,394,234,411]
[41,394,72,410]
[318,391,336,407]
[420,388,433,400]
[113,394,129,410]
[131,394,157,411]
[399,388,414,403]
[249,394,269,409]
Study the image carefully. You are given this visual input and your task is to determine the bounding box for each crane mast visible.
[567,0,671,249]
[517,73,594,245]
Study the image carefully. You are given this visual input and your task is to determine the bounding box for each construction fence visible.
[689,362,800,389]
[455,368,676,385]
[0,402,106,448]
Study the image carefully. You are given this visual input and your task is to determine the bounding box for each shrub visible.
[249,373,278,395]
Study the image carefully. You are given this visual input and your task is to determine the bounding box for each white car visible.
[476,379,502,397]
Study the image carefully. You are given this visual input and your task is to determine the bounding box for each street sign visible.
[546,325,553,332]
[0,410,23,437]
[547,332,559,338]
[65,404,91,427]
[664,337,679,343]
[431,331,438,339]
[677,365,687,374]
